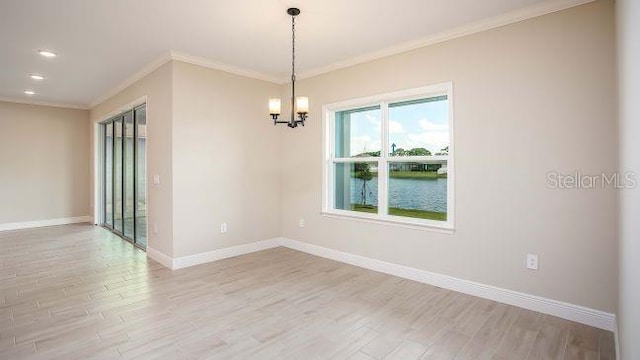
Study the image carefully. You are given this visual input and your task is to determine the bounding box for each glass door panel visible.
[135,107,147,249]
[113,117,124,233]
[100,105,147,250]
[105,123,113,227]
[123,111,135,240]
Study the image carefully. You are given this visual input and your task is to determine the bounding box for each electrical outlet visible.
[153,174,160,185]
[299,219,305,228]
[220,223,227,233]
[526,254,539,270]
[153,222,158,234]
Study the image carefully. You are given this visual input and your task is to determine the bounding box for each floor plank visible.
[0,224,615,359]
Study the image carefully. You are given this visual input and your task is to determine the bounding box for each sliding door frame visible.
[99,104,146,250]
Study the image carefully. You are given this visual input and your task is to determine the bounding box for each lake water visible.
[351,177,447,212]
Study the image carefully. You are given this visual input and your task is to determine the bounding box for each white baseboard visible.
[146,247,173,269]
[279,238,616,332]
[0,215,92,232]
[171,238,281,270]
[147,238,282,270]
[143,236,615,332]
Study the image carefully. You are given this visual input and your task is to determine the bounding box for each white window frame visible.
[322,82,454,232]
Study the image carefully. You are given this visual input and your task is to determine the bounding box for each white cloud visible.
[366,114,381,133]
[389,120,405,134]
[350,135,380,156]
[391,118,449,153]
[419,119,448,132]
[406,132,449,152]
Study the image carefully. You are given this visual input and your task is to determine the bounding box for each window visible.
[323,83,454,230]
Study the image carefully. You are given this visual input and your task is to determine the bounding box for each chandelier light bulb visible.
[269,98,281,115]
[296,97,309,114]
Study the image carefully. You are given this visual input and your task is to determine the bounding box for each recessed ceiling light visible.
[24,90,36,95]
[29,74,45,80]
[37,50,57,58]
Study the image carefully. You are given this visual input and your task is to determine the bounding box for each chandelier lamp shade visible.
[270,8,308,128]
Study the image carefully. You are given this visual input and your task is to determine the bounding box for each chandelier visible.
[269,8,308,128]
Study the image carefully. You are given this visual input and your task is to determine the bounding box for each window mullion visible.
[325,110,335,212]
[328,159,335,211]
[380,101,389,217]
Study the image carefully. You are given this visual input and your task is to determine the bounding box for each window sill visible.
[321,210,455,234]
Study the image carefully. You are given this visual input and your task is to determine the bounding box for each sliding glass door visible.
[114,118,123,233]
[123,112,135,239]
[105,123,113,227]
[101,104,147,249]
[135,107,147,248]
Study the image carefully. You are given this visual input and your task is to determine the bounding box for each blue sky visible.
[343,98,449,157]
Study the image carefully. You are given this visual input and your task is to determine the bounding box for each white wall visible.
[617,0,640,357]
[0,101,90,224]
[171,61,282,257]
[90,62,174,256]
[280,1,617,312]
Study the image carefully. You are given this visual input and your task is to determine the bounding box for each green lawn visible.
[350,204,447,221]
[353,171,446,180]
[388,171,447,179]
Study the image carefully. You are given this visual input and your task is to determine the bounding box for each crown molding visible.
[0,96,89,110]
[169,51,283,84]
[89,51,173,108]
[89,50,282,109]
[294,0,596,81]
[89,0,594,105]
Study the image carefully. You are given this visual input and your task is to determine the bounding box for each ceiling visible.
[0,0,588,108]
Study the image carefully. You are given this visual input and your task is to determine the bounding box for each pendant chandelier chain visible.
[270,8,307,128]
[291,15,296,84]
[290,14,296,123]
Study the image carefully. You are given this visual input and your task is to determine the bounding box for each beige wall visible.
[171,61,282,257]
[90,60,282,258]
[280,1,617,312]
[90,62,173,256]
[86,1,616,315]
[0,101,90,224]
[617,0,640,357]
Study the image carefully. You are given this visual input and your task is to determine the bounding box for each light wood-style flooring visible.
[0,224,615,359]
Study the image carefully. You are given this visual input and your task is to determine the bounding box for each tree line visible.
[356,146,448,158]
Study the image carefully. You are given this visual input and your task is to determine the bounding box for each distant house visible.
[389,161,445,172]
